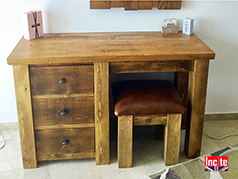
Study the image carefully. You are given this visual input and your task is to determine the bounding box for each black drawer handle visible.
[62,139,69,146]
[60,109,68,116]
[59,78,66,84]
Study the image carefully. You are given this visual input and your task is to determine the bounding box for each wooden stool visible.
[112,80,186,168]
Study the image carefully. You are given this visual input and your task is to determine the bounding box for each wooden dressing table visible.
[7,32,215,168]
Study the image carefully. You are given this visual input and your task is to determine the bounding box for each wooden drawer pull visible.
[60,109,68,116]
[59,78,66,84]
[62,139,69,146]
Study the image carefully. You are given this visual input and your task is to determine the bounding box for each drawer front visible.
[33,97,94,126]
[30,65,94,95]
[35,128,95,161]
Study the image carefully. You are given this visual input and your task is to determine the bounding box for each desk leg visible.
[13,65,37,168]
[176,71,189,129]
[185,60,210,158]
[94,62,110,165]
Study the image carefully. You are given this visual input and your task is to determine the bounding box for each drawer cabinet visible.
[29,64,95,162]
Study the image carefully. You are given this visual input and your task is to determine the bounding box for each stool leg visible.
[118,115,133,168]
[163,114,182,165]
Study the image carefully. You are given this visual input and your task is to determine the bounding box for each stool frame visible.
[118,114,182,168]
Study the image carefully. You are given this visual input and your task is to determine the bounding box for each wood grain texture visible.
[32,97,94,126]
[35,123,95,130]
[90,0,180,10]
[32,93,94,100]
[30,65,94,95]
[158,0,181,9]
[38,152,95,161]
[7,32,215,65]
[137,1,152,10]
[111,0,125,7]
[152,0,158,7]
[163,114,182,165]
[134,115,167,126]
[118,115,133,168]
[185,59,209,158]
[35,128,95,161]
[8,31,215,168]
[94,62,110,165]
[125,0,138,10]
[13,65,37,169]
[110,60,193,74]
[170,1,182,9]
[90,0,111,9]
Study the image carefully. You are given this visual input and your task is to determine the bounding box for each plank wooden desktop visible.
[8,32,215,168]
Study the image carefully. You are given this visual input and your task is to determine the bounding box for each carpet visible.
[145,146,238,179]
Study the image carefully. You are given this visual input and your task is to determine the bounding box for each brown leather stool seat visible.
[112,80,186,168]
[112,80,186,116]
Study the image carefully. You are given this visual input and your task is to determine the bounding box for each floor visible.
[1,116,238,179]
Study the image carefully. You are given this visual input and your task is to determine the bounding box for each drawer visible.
[35,128,95,161]
[30,65,94,95]
[32,97,94,126]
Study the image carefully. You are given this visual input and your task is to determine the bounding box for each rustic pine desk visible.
[7,32,215,168]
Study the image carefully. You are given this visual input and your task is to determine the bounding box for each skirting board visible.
[0,122,18,130]
[205,113,238,121]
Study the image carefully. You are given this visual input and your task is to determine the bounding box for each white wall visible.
[1,1,238,123]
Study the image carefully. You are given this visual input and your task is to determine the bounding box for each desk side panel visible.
[13,65,37,168]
